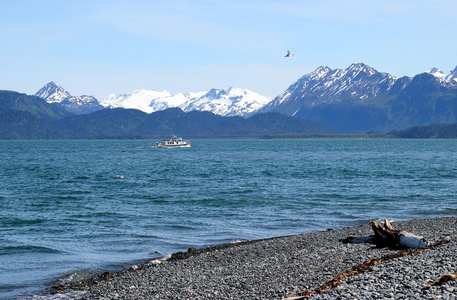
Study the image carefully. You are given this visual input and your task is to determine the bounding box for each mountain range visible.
[33,63,457,133]
[102,87,271,117]
[0,90,333,139]
[261,63,457,132]
[36,82,270,117]
[2,62,457,138]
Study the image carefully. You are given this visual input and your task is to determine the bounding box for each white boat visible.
[156,136,191,148]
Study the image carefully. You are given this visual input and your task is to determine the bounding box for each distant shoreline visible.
[2,135,453,141]
[3,132,457,140]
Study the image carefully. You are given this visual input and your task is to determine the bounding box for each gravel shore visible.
[63,217,457,299]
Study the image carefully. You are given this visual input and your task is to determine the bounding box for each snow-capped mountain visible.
[35,81,71,103]
[448,66,457,82]
[35,82,103,115]
[261,63,397,114]
[33,62,457,133]
[260,63,457,132]
[101,87,270,117]
[179,87,271,116]
[425,66,457,85]
[35,81,271,117]
[102,89,188,113]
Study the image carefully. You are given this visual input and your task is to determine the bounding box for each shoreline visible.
[56,216,457,299]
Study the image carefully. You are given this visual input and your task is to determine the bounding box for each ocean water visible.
[1,139,456,299]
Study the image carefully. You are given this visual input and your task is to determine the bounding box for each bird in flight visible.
[284,50,294,57]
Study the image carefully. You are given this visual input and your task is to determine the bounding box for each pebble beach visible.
[61,217,457,299]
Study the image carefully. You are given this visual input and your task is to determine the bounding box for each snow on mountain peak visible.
[444,66,457,83]
[36,81,71,103]
[261,63,398,112]
[101,87,271,116]
[451,66,457,75]
[425,66,457,84]
[101,89,181,114]
[180,87,271,117]
[347,63,377,76]
[204,88,227,99]
[35,82,103,114]
[426,68,446,78]
[310,66,332,79]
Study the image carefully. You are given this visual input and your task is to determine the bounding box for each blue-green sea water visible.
[1,139,456,299]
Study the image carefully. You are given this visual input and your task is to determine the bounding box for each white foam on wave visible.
[19,290,89,300]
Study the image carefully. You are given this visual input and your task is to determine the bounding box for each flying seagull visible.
[284,50,294,57]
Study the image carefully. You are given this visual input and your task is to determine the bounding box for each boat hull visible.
[156,136,191,148]
[156,143,191,148]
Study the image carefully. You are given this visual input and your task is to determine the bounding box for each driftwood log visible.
[343,219,428,249]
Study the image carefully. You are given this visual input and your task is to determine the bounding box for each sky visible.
[1,0,457,100]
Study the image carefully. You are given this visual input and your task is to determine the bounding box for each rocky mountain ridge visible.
[261,63,457,132]
[35,82,104,115]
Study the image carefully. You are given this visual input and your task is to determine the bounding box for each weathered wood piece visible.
[343,219,428,249]
[429,272,457,286]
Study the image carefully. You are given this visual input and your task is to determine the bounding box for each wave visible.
[14,290,90,300]
[0,245,61,256]
[55,269,97,286]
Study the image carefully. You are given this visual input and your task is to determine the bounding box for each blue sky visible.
[2,0,457,99]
